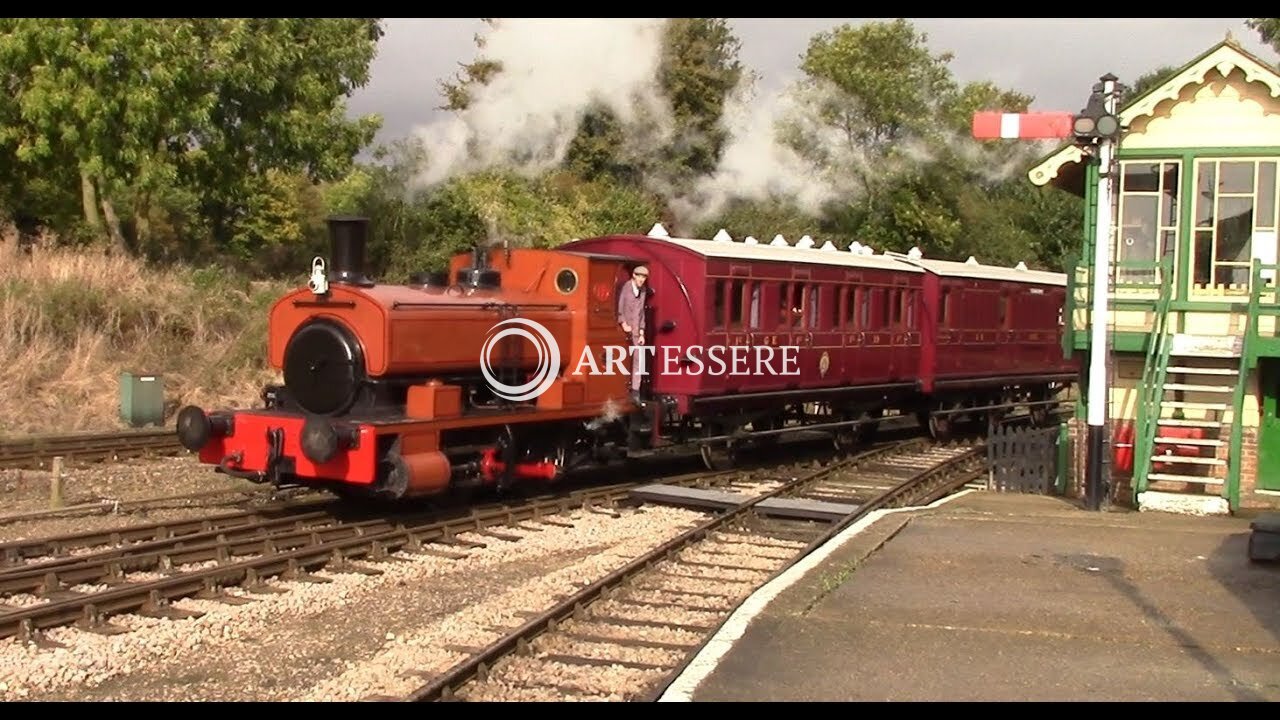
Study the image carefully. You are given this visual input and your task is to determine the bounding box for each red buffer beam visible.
[971,111,1074,139]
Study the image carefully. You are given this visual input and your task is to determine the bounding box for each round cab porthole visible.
[555,268,578,294]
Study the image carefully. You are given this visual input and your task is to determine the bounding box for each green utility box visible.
[120,372,164,427]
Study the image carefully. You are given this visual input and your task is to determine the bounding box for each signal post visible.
[972,74,1124,511]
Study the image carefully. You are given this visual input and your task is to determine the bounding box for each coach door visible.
[892,285,922,381]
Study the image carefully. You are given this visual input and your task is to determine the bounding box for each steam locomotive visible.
[176,217,1074,500]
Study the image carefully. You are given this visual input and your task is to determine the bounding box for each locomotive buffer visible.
[973,74,1124,510]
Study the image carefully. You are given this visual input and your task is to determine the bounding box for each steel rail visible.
[0,497,338,566]
[0,429,181,469]
[403,437,979,702]
[2,457,822,640]
[636,445,987,701]
[0,481,649,640]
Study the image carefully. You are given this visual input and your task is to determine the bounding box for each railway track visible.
[0,446,858,644]
[0,429,182,470]
[400,437,985,702]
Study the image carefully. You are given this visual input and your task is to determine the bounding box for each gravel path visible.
[0,503,706,701]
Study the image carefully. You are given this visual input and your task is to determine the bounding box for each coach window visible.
[805,285,820,329]
[905,289,916,329]
[780,283,800,328]
[748,282,761,329]
[730,279,745,329]
[713,279,726,330]
[858,287,870,328]
[940,289,950,327]
[890,288,902,328]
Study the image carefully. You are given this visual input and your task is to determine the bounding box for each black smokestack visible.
[327,216,373,287]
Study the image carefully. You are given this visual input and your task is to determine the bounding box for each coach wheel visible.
[700,423,739,471]
[928,413,953,442]
[832,411,858,455]
[1031,406,1049,427]
[856,408,883,444]
[752,415,784,448]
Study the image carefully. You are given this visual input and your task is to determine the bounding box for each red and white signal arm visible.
[971,111,1074,140]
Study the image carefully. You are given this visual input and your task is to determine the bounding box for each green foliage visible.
[1247,18,1280,54]
[693,199,844,247]
[0,18,383,266]
[1128,65,1181,100]
[799,19,957,151]
[378,169,661,281]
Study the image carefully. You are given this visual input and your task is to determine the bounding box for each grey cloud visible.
[347,17,1278,149]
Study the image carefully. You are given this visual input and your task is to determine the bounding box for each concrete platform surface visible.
[663,491,1280,702]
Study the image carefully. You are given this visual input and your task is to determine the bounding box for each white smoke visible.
[667,76,889,225]
[412,19,672,187]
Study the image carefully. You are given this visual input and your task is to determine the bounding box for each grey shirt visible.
[617,281,646,341]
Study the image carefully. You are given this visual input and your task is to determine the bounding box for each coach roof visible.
[599,226,1067,286]
[897,257,1067,287]
[638,233,926,274]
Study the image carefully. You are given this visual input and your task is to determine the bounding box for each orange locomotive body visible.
[177,217,635,500]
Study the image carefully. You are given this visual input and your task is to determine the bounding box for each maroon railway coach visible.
[561,229,1075,450]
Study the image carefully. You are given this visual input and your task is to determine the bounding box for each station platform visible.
[658,491,1280,702]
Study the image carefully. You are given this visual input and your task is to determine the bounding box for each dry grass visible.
[0,237,293,438]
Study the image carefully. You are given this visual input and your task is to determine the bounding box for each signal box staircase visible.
[1133,332,1241,515]
[1130,260,1280,515]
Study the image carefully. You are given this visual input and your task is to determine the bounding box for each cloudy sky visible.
[346,17,1279,148]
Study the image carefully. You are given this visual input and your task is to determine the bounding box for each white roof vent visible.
[648,223,669,238]
[965,256,979,265]
[907,246,923,260]
[743,235,758,245]
[819,241,837,251]
[862,245,875,255]
[796,235,815,248]
[849,241,863,254]
[713,228,733,243]
[770,234,789,247]
[1015,261,1029,271]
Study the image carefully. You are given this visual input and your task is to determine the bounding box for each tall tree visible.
[1247,18,1280,54]
[770,19,1077,265]
[439,18,744,191]
[1129,65,1181,99]
[0,18,383,257]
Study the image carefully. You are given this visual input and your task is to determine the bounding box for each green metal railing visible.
[1227,259,1280,510]
[1062,257,1169,356]
[1132,257,1176,498]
